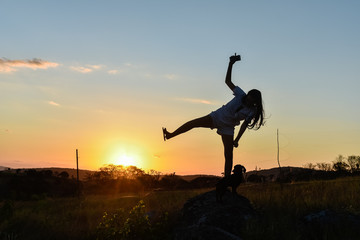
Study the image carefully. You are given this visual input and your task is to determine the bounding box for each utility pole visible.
[277,129,283,185]
[277,129,281,169]
[76,149,79,197]
[76,149,79,182]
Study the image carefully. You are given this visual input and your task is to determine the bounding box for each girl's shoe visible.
[162,127,167,141]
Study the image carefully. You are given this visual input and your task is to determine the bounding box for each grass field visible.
[238,176,360,239]
[1,177,359,239]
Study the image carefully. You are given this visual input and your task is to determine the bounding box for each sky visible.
[1,1,359,175]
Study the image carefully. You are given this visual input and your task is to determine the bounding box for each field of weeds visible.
[238,176,360,239]
[1,177,360,239]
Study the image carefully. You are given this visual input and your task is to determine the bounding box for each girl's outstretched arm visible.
[233,120,249,147]
[225,53,240,91]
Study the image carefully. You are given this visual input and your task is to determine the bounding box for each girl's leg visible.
[163,115,213,140]
[221,134,234,177]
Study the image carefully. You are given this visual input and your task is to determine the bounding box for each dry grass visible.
[1,178,359,239]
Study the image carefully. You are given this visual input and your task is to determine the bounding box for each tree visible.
[332,155,349,172]
[99,164,126,179]
[125,166,145,179]
[316,162,332,171]
[58,171,69,179]
[42,170,53,177]
[347,155,360,173]
[303,163,316,170]
[147,169,161,182]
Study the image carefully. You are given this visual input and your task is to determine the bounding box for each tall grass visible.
[239,176,360,213]
[238,176,360,239]
[1,178,359,239]
[0,189,210,240]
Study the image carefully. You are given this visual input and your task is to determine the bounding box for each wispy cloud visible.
[175,98,216,105]
[0,129,12,134]
[88,65,102,70]
[48,101,61,107]
[164,74,177,80]
[70,64,103,73]
[0,58,59,73]
[124,63,134,67]
[70,66,93,73]
[108,69,119,75]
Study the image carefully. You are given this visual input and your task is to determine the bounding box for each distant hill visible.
[3,167,95,181]
[179,167,314,182]
[246,166,299,178]
[1,166,219,182]
[179,174,219,182]
[178,167,305,183]
[180,167,307,182]
[244,166,346,182]
[0,166,10,171]
[2,166,333,182]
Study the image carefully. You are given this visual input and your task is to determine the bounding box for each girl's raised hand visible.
[229,53,241,64]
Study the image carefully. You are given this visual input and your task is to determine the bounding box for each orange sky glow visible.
[1,1,360,175]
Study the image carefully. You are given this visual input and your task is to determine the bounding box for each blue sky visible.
[1,1,359,174]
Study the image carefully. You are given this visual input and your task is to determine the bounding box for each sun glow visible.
[107,147,143,167]
[115,154,137,167]
[102,140,148,169]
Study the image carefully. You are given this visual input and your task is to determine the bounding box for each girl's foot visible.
[162,127,167,141]
[162,127,174,141]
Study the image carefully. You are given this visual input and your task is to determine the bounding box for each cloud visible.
[88,65,102,70]
[70,64,104,73]
[48,101,60,107]
[70,66,93,73]
[0,58,59,73]
[108,70,119,75]
[0,129,12,134]
[164,74,177,80]
[175,98,216,105]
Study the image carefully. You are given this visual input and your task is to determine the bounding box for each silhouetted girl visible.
[163,54,264,177]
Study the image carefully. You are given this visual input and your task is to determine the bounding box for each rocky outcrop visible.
[174,190,255,240]
[303,209,360,225]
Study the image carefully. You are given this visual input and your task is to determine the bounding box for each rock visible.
[174,190,255,240]
[304,209,360,225]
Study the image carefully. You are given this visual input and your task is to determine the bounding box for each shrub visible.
[96,200,169,240]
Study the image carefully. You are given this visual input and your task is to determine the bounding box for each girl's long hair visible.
[247,89,265,130]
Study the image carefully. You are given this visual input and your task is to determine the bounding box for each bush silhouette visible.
[97,200,169,240]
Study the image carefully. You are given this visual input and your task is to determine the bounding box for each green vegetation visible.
[1,177,359,239]
[1,157,360,239]
[238,177,360,239]
[0,189,209,240]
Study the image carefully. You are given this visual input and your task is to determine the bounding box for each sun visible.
[115,154,137,167]
[105,144,145,168]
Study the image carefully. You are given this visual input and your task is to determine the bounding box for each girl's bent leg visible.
[222,134,234,177]
[164,115,213,140]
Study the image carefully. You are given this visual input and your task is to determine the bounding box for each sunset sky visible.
[1,1,359,175]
